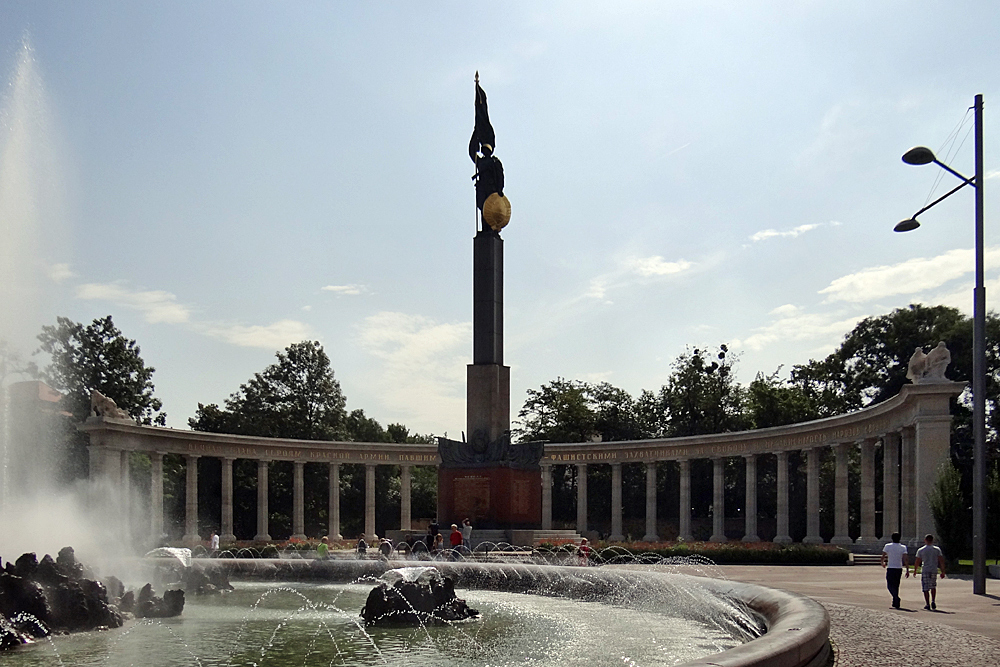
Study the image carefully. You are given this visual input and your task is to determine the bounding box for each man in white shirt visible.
[914,534,946,610]
[881,531,910,609]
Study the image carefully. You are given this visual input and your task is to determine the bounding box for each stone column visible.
[292,460,306,540]
[914,416,953,541]
[803,447,823,544]
[541,464,553,530]
[150,451,164,542]
[773,451,792,543]
[610,463,624,541]
[857,438,878,544]
[400,465,412,531]
[710,457,727,543]
[365,464,376,541]
[328,463,342,540]
[831,443,853,545]
[182,454,200,544]
[576,463,588,534]
[221,457,236,543]
[742,454,760,542]
[254,460,271,542]
[882,432,900,538]
[679,459,693,541]
[900,426,916,543]
[120,450,131,527]
[643,462,659,542]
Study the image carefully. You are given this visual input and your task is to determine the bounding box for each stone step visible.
[851,553,883,565]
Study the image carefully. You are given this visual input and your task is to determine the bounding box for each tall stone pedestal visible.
[437,227,544,530]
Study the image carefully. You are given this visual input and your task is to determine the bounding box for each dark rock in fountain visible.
[361,567,479,626]
[0,546,186,650]
[135,584,185,618]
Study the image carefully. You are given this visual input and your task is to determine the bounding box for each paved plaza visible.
[716,564,1000,666]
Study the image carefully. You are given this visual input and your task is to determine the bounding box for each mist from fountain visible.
[0,34,134,567]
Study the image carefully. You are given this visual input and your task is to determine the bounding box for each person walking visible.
[914,534,946,610]
[462,518,473,549]
[881,531,910,608]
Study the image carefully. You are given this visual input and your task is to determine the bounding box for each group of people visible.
[881,532,947,610]
[426,517,474,555]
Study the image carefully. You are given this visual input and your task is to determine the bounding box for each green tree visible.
[189,341,346,440]
[927,462,970,562]
[790,304,971,414]
[658,345,746,437]
[36,315,166,424]
[746,369,820,429]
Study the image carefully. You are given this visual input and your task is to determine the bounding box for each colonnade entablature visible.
[80,380,963,548]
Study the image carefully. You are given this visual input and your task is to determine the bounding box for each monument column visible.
[900,426,916,542]
[221,456,236,543]
[858,438,878,544]
[182,454,200,544]
[832,443,853,545]
[150,451,164,542]
[541,464,553,530]
[255,459,271,542]
[773,451,792,543]
[742,454,760,542]
[610,463,625,541]
[710,457,727,542]
[292,460,306,540]
[803,447,823,544]
[328,463,342,540]
[365,464,376,541]
[576,463,588,534]
[643,462,659,542]
[882,432,900,537]
[678,459,693,541]
[400,465,412,531]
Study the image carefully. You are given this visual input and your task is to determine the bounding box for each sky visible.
[1,1,999,437]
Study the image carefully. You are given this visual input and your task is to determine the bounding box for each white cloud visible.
[357,312,470,431]
[740,308,864,352]
[200,320,317,349]
[75,282,191,324]
[819,247,1000,303]
[625,256,693,276]
[322,284,367,295]
[750,223,820,243]
[48,263,75,283]
[584,254,694,300]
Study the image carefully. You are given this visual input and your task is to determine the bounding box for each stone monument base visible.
[437,467,541,529]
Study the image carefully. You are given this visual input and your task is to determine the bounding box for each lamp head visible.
[894,218,921,232]
[902,147,936,165]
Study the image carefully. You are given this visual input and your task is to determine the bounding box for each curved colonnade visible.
[80,381,962,546]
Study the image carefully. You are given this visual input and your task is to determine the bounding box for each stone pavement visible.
[715,565,1000,666]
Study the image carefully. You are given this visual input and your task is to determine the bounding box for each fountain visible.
[0,545,829,667]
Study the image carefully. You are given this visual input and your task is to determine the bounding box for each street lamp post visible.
[895,94,986,595]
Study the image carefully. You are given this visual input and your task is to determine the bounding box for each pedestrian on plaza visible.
[316,536,330,560]
[578,538,591,566]
[462,518,473,549]
[357,534,368,558]
[378,537,393,559]
[449,523,463,559]
[881,531,910,608]
[209,530,220,552]
[914,533,946,610]
[432,533,445,558]
[427,518,440,552]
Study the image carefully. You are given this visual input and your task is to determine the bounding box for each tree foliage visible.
[189,341,346,440]
[36,315,165,425]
